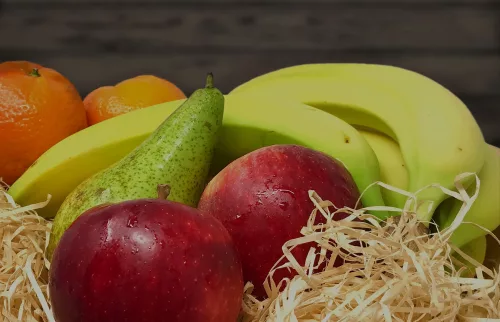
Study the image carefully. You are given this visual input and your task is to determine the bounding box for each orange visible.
[0,61,88,185]
[83,75,186,125]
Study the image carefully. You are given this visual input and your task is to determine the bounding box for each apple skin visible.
[198,144,362,299]
[49,199,244,322]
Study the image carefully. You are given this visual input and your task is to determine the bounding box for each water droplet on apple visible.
[127,215,139,228]
[278,202,289,210]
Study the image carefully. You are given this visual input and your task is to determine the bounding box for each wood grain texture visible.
[0,0,498,143]
[0,7,498,51]
[1,52,496,143]
[2,53,497,97]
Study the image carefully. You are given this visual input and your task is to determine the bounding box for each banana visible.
[357,129,408,208]
[354,130,498,254]
[434,144,500,249]
[229,64,486,223]
[8,99,186,218]
[231,64,330,94]
[8,93,389,219]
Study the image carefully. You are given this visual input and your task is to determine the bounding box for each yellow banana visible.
[229,64,486,223]
[348,130,496,258]
[9,93,389,219]
[231,64,334,94]
[357,129,408,208]
[347,131,490,277]
[340,129,491,272]
[434,144,500,249]
[8,99,185,218]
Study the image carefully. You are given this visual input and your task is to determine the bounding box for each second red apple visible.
[198,144,361,298]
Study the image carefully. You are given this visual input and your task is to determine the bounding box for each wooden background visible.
[0,0,499,145]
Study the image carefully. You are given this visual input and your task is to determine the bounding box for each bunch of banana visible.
[8,63,498,264]
[230,64,499,250]
[231,64,499,264]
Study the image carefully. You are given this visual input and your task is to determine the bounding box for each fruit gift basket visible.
[1,62,499,322]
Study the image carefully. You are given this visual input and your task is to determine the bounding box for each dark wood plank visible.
[2,53,497,97]
[1,51,496,143]
[0,7,498,52]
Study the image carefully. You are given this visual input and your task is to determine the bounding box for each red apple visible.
[198,144,361,298]
[49,196,244,322]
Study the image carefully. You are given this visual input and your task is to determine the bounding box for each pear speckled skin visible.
[48,74,224,259]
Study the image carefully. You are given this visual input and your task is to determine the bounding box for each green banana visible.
[230,64,486,223]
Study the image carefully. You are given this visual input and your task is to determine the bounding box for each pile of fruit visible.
[0,60,499,322]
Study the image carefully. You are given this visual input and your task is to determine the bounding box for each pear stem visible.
[28,68,41,77]
[205,72,214,89]
[157,184,171,200]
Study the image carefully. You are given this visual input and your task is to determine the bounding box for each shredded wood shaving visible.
[0,182,55,322]
[241,172,500,321]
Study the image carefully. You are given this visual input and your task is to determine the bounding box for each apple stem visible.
[157,184,171,200]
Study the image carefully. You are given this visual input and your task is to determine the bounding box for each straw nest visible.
[0,183,53,322]
[0,172,499,322]
[241,173,500,321]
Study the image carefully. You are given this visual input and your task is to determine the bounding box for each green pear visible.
[48,73,224,258]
